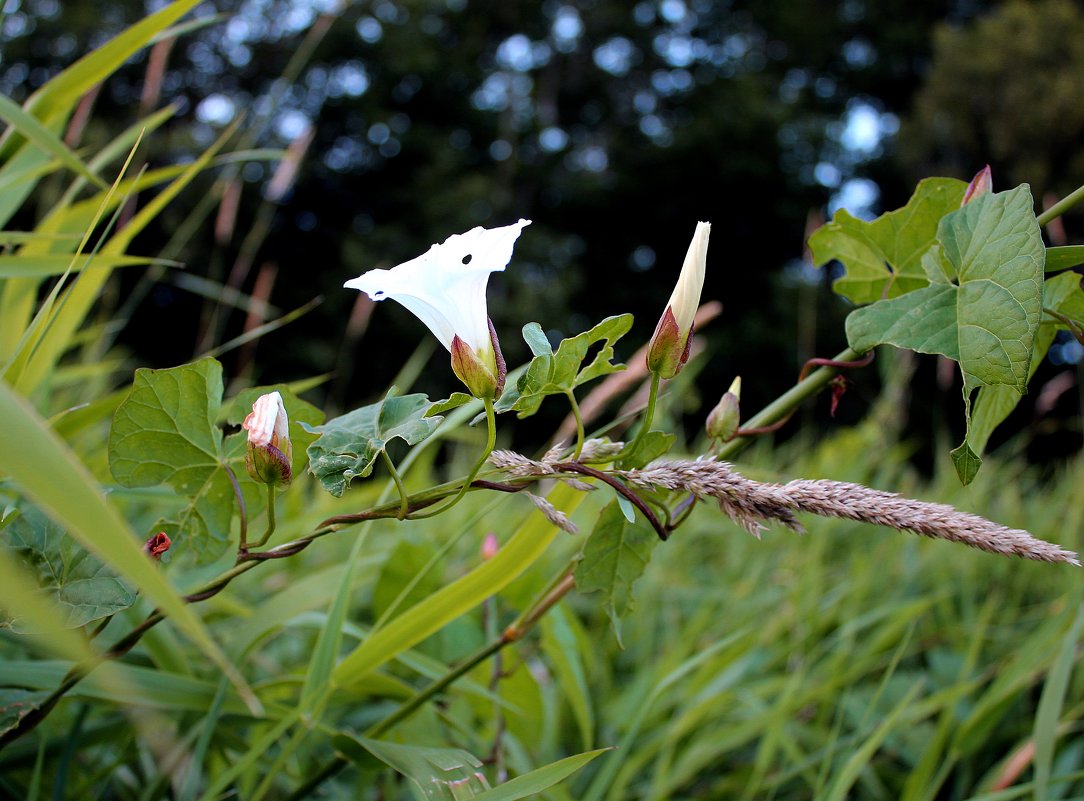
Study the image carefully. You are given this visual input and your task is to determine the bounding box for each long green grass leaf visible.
[16,0,201,127]
[472,749,611,801]
[1032,607,1084,801]
[0,93,106,188]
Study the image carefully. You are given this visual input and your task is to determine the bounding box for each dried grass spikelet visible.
[527,492,578,534]
[620,458,1079,565]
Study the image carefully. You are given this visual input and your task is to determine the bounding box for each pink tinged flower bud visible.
[962,165,992,206]
[242,391,293,487]
[647,221,710,379]
[481,533,500,560]
[706,376,741,442]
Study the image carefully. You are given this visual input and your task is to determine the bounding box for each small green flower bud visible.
[706,376,741,442]
[242,391,292,487]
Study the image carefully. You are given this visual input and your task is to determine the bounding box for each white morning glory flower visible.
[345,219,531,397]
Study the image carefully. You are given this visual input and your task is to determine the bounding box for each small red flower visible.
[143,532,171,560]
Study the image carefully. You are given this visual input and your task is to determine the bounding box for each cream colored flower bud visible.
[647,221,710,379]
[242,391,292,487]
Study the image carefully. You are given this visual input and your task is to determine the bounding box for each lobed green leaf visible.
[844,185,1045,482]
[303,393,441,497]
[810,177,967,304]
[495,314,633,417]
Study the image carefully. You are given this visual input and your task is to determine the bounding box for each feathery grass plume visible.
[527,492,579,533]
[578,438,626,463]
[620,459,1079,565]
[489,450,555,477]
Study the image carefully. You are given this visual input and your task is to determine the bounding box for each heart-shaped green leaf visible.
[845,185,1045,483]
[573,500,659,647]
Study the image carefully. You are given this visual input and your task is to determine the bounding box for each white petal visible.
[345,219,531,352]
[666,221,710,336]
[243,391,288,448]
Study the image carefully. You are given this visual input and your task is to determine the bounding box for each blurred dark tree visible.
[0,0,997,433]
[902,0,1084,202]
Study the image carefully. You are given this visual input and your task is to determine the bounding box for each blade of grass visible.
[0,93,106,189]
[471,748,612,801]
[821,680,925,801]
[1032,606,1084,801]
[15,121,241,394]
[13,0,201,130]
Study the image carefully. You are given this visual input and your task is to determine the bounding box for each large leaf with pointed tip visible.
[108,360,322,561]
[810,177,967,304]
[574,500,658,647]
[303,394,441,497]
[109,359,233,562]
[0,505,135,628]
[967,271,1084,459]
[495,314,632,417]
[846,185,1045,484]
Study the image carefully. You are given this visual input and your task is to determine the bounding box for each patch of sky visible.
[633,1,655,26]
[551,6,583,53]
[195,93,236,126]
[1050,332,1084,365]
[660,0,687,24]
[630,245,656,271]
[594,36,636,76]
[496,34,551,71]
[356,16,382,43]
[539,126,569,152]
[842,37,876,68]
[329,61,370,98]
[829,178,879,218]
[276,109,311,140]
[654,33,694,67]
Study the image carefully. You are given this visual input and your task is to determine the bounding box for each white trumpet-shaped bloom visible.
[344,219,532,358]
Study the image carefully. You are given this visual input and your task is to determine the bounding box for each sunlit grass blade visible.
[0,253,171,278]
[331,483,584,690]
[0,93,106,189]
[473,749,611,801]
[14,0,201,127]
[14,122,240,395]
[1032,607,1083,801]
[0,380,258,712]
